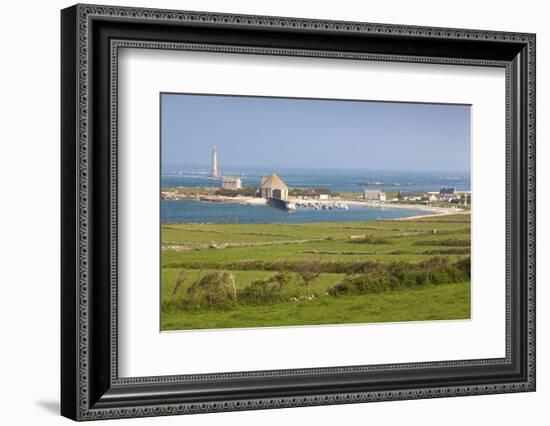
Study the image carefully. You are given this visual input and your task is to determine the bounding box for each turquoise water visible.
[161,199,429,224]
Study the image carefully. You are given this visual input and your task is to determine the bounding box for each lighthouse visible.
[211,146,219,178]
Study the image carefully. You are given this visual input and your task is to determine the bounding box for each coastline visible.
[161,190,465,218]
[363,202,467,219]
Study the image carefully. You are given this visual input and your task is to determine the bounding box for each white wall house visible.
[423,193,439,202]
[363,189,386,202]
[221,176,242,190]
[398,191,425,201]
[439,187,457,201]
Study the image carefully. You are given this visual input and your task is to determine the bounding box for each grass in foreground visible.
[162,281,470,330]
[161,214,471,330]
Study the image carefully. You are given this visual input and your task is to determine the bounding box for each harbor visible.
[160,146,469,223]
[160,198,440,224]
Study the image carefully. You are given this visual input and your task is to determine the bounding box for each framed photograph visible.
[61,4,536,421]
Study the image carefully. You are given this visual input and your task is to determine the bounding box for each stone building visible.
[259,173,288,201]
[363,189,387,202]
[221,176,242,190]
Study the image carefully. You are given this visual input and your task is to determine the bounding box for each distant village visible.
[363,187,469,205]
[211,146,469,208]
[219,173,468,206]
[162,147,470,212]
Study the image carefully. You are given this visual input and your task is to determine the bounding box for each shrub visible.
[421,248,470,255]
[349,234,390,245]
[295,258,323,296]
[270,271,293,290]
[327,270,395,296]
[413,239,471,247]
[166,257,472,281]
[289,187,340,197]
[239,272,292,305]
[215,187,257,197]
[215,188,239,197]
[185,272,238,307]
[455,256,471,276]
[327,257,469,297]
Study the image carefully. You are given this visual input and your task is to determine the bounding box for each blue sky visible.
[161,93,470,174]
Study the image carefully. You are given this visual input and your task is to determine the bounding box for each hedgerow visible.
[326,257,470,297]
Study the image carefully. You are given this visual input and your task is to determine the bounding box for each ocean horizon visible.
[161,167,470,194]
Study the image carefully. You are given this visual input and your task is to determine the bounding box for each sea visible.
[161,168,470,224]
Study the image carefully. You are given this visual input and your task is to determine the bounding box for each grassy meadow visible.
[161,213,471,330]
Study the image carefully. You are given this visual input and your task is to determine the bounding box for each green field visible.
[161,213,471,330]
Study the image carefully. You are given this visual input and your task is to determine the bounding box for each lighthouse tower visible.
[211,146,219,178]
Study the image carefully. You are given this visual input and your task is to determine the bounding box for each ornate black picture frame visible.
[61,4,536,421]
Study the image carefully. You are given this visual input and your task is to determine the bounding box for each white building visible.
[439,187,457,201]
[423,193,439,202]
[221,176,242,190]
[210,146,219,178]
[363,189,386,202]
[398,191,424,201]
